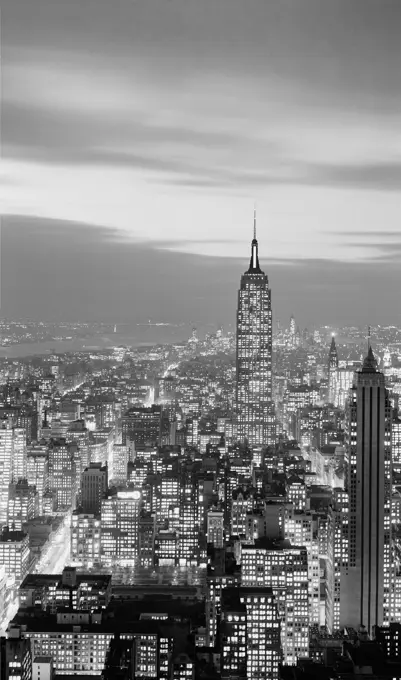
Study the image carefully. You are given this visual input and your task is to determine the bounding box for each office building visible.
[341,348,392,632]
[8,613,113,676]
[206,550,241,647]
[231,488,255,537]
[27,445,49,516]
[221,587,282,680]
[19,567,111,612]
[242,540,309,664]
[336,366,357,409]
[2,629,31,680]
[392,414,401,474]
[100,490,142,565]
[0,425,13,528]
[138,512,156,568]
[111,443,130,484]
[236,212,275,446]
[0,529,30,585]
[328,335,338,404]
[326,489,349,633]
[178,468,199,566]
[66,419,91,471]
[284,509,320,624]
[12,427,27,482]
[7,479,39,531]
[121,405,163,449]
[80,463,108,515]
[220,589,247,679]
[207,509,224,548]
[71,512,101,567]
[154,530,178,567]
[48,439,78,510]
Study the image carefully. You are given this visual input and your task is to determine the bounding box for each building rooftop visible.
[20,572,112,589]
[0,530,28,543]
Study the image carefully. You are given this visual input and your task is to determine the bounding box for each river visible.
[0,325,200,359]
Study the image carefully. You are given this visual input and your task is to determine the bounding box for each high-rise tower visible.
[340,347,392,632]
[236,212,275,447]
[328,335,339,404]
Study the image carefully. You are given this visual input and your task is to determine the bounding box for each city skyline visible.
[2,1,401,677]
[2,0,401,325]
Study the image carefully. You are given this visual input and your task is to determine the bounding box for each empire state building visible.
[236,213,275,447]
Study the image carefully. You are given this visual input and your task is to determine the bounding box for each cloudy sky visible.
[1,0,401,326]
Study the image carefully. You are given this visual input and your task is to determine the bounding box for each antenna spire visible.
[368,325,371,351]
[248,205,260,272]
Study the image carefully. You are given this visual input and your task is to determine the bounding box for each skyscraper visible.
[121,405,163,449]
[328,335,338,404]
[0,424,13,527]
[236,212,274,446]
[242,541,309,664]
[80,463,108,515]
[221,587,282,680]
[100,489,142,565]
[340,347,392,632]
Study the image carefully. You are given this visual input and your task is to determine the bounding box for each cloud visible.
[303,162,401,192]
[3,0,401,108]
[4,97,401,195]
[2,215,401,326]
[334,230,401,239]
[2,0,401,270]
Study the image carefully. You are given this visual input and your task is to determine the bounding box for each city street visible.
[0,511,71,635]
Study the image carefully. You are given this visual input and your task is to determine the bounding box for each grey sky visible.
[2,216,401,327]
[1,0,401,324]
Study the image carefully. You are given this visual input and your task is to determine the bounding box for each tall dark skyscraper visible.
[236,213,275,447]
[341,347,392,632]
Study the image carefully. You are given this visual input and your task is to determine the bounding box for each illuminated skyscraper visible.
[326,488,349,633]
[207,509,224,548]
[328,335,338,404]
[121,405,163,449]
[0,425,13,527]
[7,479,39,531]
[221,587,282,680]
[392,413,401,474]
[48,439,78,511]
[27,444,49,516]
[236,212,274,446]
[341,347,392,632]
[242,541,309,664]
[100,489,142,564]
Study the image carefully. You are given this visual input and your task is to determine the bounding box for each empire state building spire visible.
[249,207,261,272]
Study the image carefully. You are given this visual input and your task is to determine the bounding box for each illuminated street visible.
[34,511,72,574]
[0,511,71,635]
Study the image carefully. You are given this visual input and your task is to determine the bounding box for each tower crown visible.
[328,334,338,370]
[361,346,378,373]
[248,207,261,272]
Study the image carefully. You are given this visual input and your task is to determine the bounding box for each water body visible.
[0,324,216,359]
